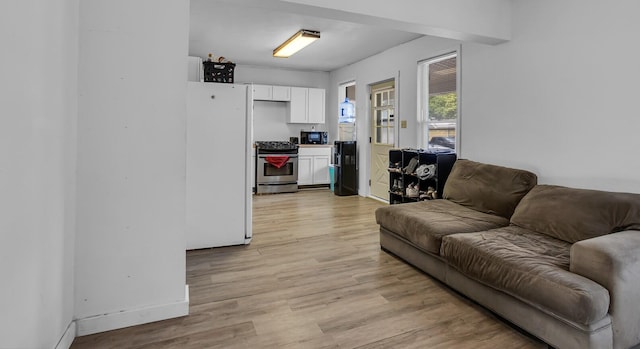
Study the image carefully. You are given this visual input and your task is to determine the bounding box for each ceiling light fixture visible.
[273,29,320,58]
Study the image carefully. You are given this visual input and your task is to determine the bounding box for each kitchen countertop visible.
[298,144,333,148]
[252,143,333,148]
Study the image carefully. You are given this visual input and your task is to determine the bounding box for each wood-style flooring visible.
[71,189,545,349]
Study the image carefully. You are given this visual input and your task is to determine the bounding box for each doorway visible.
[369,80,395,201]
[338,81,356,141]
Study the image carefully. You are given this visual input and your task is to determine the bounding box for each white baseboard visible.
[76,285,190,336]
[368,195,389,204]
[55,321,76,349]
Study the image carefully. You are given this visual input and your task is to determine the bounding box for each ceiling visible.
[189,0,424,72]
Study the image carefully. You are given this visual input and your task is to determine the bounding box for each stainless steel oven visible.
[255,141,299,194]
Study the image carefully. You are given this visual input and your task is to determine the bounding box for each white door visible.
[312,155,331,184]
[252,84,272,100]
[370,81,395,201]
[186,82,250,249]
[297,155,313,185]
[272,86,291,101]
[308,88,325,123]
[288,87,307,123]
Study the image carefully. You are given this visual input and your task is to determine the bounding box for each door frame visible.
[367,77,398,201]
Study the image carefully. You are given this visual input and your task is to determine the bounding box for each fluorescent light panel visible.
[273,30,320,58]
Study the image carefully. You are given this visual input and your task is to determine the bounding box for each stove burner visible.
[255,141,299,152]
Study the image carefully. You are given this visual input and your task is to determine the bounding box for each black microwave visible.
[300,131,328,144]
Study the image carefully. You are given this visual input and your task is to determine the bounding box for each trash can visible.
[328,164,335,192]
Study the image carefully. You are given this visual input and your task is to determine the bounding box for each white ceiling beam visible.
[233,0,512,45]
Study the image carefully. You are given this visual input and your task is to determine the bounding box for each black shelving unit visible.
[388,149,456,204]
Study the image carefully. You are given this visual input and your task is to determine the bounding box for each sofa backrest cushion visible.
[511,185,640,243]
[442,159,538,219]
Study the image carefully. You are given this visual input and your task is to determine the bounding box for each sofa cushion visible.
[442,159,537,219]
[510,185,640,243]
[441,226,610,325]
[375,200,509,255]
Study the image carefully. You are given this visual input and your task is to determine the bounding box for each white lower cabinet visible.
[298,155,314,185]
[312,155,330,184]
[298,147,332,186]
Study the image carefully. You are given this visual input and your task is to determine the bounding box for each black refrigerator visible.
[334,141,358,196]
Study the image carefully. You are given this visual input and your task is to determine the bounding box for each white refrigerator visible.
[186,82,252,249]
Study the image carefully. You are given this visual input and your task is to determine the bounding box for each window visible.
[418,52,458,152]
[372,85,395,145]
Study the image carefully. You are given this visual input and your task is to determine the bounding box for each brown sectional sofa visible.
[375,159,640,349]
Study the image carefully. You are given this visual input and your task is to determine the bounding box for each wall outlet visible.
[400,120,407,128]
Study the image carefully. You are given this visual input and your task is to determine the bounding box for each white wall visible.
[0,0,78,348]
[75,0,190,335]
[329,35,461,196]
[461,0,640,193]
[235,65,330,89]
[329,0,640,196]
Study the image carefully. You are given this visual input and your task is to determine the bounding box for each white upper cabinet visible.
[252,84,291,101]
[288,87,308,123]
[307,88,325,124]
[288,87,325,124]
[252,83,325,123]
[272,86,291,101]
[252,84,272,100]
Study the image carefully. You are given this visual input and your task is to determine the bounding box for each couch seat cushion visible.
[375,200,509,255]
[510,184,640,243]
[441,226,610,325]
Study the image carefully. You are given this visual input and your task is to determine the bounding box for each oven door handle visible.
[258,154,298,159]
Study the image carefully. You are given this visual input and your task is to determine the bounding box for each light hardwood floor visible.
[71,189,545,349]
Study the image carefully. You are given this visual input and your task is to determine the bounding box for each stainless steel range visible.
[255,141,299,194]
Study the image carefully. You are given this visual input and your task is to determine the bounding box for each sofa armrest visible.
[570,230,640,349]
